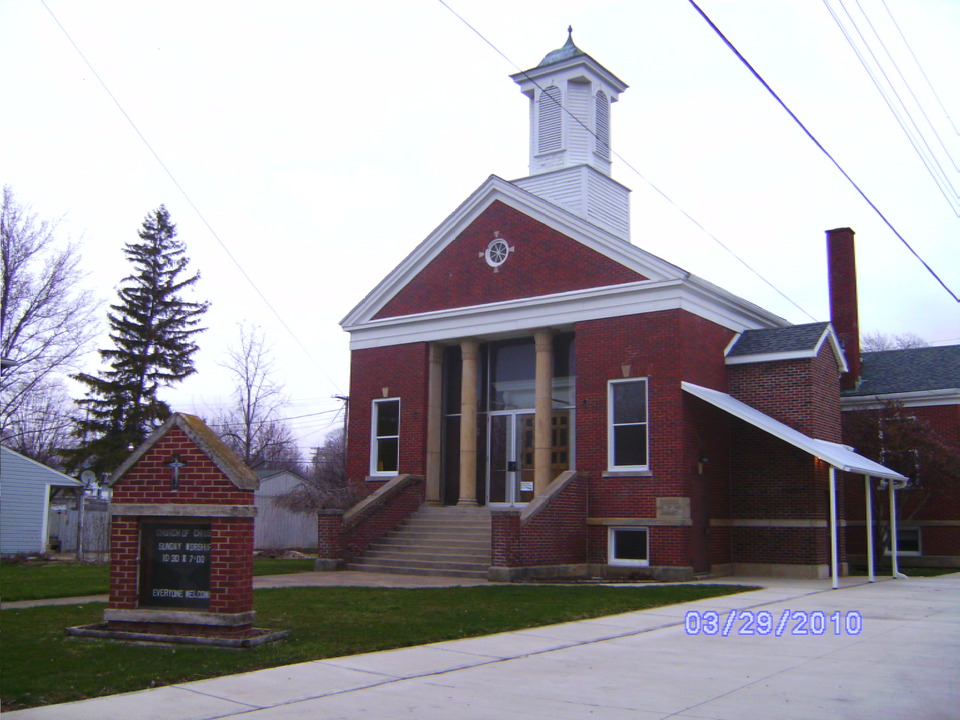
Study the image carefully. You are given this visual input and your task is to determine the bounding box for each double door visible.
[487,411,570,506]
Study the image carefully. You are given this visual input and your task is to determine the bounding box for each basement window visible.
[608,527,649,566]
[885,527,921,556]
[370,398,400,477]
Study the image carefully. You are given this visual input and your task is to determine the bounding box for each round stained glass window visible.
[485,238,511,268]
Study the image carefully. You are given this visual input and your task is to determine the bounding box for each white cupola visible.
[511,29,632,240]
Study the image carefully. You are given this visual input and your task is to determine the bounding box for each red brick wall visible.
[347,343,430,489]
[842,402,960,562]
[491,473,587,568]
[574,310,734,568]
[728,342,842,441]
[374,201,645,320]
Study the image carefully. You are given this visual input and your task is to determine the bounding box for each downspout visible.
[829,466,839,590]
[865,475,875,582]
[889,480,908,579]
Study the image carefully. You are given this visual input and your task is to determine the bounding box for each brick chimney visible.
[826,227,860,391]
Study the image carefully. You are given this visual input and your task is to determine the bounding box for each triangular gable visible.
[109,413,259,490]
[0,446,83,488]
[342,175,685,328]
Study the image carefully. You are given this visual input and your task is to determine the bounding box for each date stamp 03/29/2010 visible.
[684,609,863,637]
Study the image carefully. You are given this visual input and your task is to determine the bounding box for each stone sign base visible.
[66,620,289,649]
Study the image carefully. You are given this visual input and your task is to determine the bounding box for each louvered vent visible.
[538,86,562,154]
[595,90,610,158]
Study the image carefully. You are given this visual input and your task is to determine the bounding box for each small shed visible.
[254,469,318,550]
[1,446,83,555]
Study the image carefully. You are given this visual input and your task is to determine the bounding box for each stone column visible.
[425,343,443,505]
[458,339,480,506]
[534,330,553,496]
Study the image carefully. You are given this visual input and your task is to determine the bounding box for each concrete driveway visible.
[6,573,959,719]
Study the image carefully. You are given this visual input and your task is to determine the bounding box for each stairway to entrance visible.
[346,505,491,579]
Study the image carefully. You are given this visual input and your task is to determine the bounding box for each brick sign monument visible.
[68,413,287,647]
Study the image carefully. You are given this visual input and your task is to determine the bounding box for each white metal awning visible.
[681,382,907,482]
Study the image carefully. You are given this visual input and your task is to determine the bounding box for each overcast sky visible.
[2,0,958,456]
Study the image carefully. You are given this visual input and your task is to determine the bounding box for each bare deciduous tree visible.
[1,378,76,468]
[861,331,927,352]
[276,427,355,510]
[215,324,300,470]
[0,186,99,447]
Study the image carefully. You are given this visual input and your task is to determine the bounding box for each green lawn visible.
[1,558,317,602]
[0,583,753,711]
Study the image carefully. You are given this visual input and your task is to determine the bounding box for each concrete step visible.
[364,548,491,563]
[351,556,489,572]
[349,504,493,580]
[346,562,489,579]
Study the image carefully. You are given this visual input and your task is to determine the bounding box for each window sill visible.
[602,470,653,478]
[365,474,397,482]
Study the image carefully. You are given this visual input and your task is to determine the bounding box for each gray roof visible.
[846,345,960,396]
[727,322,831,357]
[538,28,586,67]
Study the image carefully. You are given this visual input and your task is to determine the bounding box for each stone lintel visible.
[710,518,831,528]
[109,504,257,518]
[586,517,692,527]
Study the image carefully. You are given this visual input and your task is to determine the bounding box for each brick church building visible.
[327,31,910,582]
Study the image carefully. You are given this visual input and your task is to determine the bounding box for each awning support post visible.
[829,466,839,590]
[865,475,875,583]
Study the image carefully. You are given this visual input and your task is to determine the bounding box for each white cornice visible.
[345,277,785,350]
[841,388,960,410]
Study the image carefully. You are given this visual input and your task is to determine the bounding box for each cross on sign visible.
[165,455,187,491]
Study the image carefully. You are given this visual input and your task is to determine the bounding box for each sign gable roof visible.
[109,413,259,490]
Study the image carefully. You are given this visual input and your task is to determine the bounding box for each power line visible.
[826,0,959,213]
[883,0,960,138]
[39,0,343,393]
[687,0,959,303]
[436,0,818,322]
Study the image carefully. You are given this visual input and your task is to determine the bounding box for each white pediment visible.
[341,175,686,329]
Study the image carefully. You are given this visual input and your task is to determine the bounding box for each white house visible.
[1,446,83,555]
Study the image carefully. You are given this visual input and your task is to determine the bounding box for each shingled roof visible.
[109,413,259,490]
[846,345,960,397]
[725,322,846,372]
[727,322,832,357]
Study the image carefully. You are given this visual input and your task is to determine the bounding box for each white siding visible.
[1,447,81,554]
[565,80,592,167]
[514,165,630,240]
[254,471,318,550]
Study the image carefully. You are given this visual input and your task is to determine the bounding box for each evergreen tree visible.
[67,206,209,473]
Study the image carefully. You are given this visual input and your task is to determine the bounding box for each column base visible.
[457,499,479,507]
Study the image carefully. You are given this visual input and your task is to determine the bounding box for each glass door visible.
[487,412,535,506]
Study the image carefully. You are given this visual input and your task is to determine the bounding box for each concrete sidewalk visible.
[6,572,958,719]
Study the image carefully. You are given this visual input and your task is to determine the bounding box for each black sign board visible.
[139,521,212,609]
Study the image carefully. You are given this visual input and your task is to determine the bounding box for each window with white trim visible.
[608,378,649,470]
[608,527,649,566]
[370,398,400,476]
[886,527,921,556]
